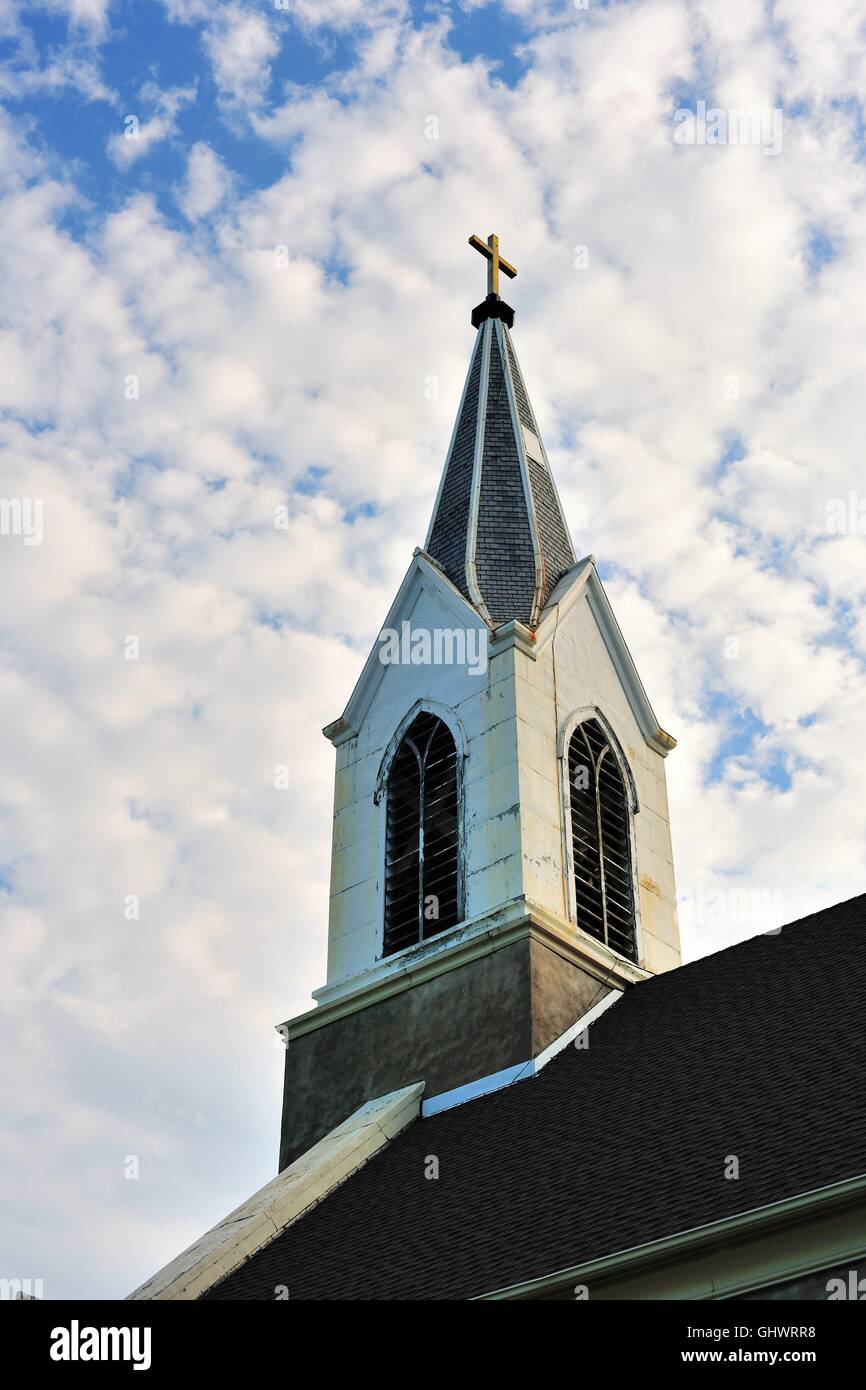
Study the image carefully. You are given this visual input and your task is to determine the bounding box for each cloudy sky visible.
[1,0,865,1300]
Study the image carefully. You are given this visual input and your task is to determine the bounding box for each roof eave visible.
[476,1169,866,1301]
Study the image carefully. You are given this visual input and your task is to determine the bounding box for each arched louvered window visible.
[384,712,460,957]
[567,717,638,962]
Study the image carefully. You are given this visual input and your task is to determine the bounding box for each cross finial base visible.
[471,293,515,329]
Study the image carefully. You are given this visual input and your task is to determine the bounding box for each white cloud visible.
[159,1,277,117]
[284,0,408,29]
[201,4,277,113]
[62,0,112,32]
[0,0,117,102]
[32,0,114,37]
[4,0,866,1298]
[178,141,232,220]
[106,82,196,167]
[0,52,114,102]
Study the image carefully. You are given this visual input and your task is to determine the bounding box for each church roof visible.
[203,892,866,1300]
[425,302,576,629]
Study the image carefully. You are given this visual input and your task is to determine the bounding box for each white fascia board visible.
[530,986,624,1071]
[322,550,488,747]
[422,1061,528,1117]
[534,558,677,757]
[420,986,623,1118]
[127,1083,424,1301]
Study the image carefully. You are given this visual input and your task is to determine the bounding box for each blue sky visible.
[2,1,538,221]
[3,0,866,1300]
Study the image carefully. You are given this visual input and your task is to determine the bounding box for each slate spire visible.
[425,237,576,628]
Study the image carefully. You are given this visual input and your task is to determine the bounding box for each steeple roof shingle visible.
[425,303,576,628]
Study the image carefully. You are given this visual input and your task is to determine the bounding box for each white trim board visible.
[535,558,677,756]
[421,987,622,1118]
[322,550,488,748]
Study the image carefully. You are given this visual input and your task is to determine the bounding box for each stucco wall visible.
[280,933,611,1170]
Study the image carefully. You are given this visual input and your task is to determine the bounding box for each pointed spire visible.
[425,244,576,628]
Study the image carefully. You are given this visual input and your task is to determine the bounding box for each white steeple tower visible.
[277,238,680,1171]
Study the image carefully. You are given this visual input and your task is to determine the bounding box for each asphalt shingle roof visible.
[204,893,866,1300]
[426,314,575,628]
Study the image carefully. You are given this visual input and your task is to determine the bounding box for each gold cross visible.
[469,232,517,297]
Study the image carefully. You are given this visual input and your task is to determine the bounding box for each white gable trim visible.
[322,550,488,747]
[465,319,494,623]
[536,559,677,757]
[420,987,623,1118]
[497,319,545,628]
[127,1083,424,1301]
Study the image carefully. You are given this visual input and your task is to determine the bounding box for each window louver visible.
[384,713,460,957]
[567,718,637,962]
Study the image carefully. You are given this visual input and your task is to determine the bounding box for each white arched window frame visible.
[374,700,467,961]
[557,706,643,965]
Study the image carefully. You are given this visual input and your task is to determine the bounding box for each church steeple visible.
[274,236,680,1175]
[425,233,575,627]
[130,236,685,1304]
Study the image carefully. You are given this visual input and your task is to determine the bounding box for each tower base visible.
[278,903,644,1170]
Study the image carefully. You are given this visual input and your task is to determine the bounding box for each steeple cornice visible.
[471,293,515,329]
